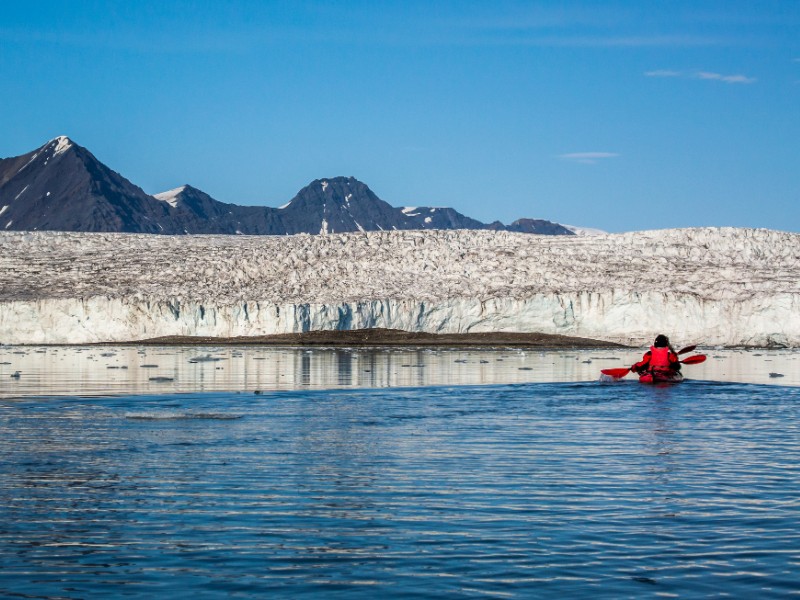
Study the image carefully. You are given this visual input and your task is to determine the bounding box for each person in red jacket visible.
[631,334,681,375]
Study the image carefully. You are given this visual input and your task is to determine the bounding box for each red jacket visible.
[633,346,679,373]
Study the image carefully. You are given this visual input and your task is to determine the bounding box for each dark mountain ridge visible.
[0,137,177,233]
[0,137,574,236]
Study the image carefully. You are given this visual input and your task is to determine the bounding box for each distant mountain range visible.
[0,136,583,236]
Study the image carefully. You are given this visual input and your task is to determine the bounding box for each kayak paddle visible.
[601,354,706,378]
[677,345,697,355]
[681,354,706,364]
[601,367,632,378]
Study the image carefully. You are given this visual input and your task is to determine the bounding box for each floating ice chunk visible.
[0,206,7,217]
[402,207,417,214]
[424,217,432,223]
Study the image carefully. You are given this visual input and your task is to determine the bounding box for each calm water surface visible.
[1,379,799,598]
[1,346,798,397]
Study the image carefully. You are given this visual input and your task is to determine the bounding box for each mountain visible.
[0,137,180,233]
[153,185,283,234]
[1,137,578,236]
[504,218,578,235]
[275,177,491,234]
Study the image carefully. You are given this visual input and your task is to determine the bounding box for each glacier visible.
[0,227,798,346]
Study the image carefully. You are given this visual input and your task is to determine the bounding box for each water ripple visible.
[1,382,799,598]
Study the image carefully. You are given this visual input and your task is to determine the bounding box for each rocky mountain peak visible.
[1,137,584,237]
[294,177,373,204]
[0,136,176,233]
[47,136,74,154]
[154,185,190,207]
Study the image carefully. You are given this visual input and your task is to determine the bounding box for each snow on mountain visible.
[564,224,607,236]
[0,227,798,346]
[51,135,73,157]
[154,185,187,208]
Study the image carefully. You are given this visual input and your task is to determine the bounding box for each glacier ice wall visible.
[1,228,798,346]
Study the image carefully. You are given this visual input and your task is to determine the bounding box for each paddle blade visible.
[681,354,707,365]
[601,368,631,378]
[677,344,697,355]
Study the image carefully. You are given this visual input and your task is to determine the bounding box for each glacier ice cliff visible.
[0,228,798,346]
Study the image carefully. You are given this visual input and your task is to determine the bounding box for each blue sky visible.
[1,0,798,232]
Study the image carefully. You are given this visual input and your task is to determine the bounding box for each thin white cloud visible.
[446,7,728,48]
[645,69,756,84]
[558,152,619,165]
[468,34,722,48]
[644,70,683,78]
[695,71,757,84]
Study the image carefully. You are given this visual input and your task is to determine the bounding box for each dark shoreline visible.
[105,328,628,348]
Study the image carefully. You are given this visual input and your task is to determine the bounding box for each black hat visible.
[654,334,669,347]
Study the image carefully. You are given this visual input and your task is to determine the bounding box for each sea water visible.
[1,350,799,598]
[1,346,798,397]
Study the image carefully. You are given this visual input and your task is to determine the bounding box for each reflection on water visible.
[0,345,798,397]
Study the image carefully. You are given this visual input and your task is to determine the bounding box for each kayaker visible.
[631,334,681,375]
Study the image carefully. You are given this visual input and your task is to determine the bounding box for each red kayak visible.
[638,370,684,384]
[600,354,704,383]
